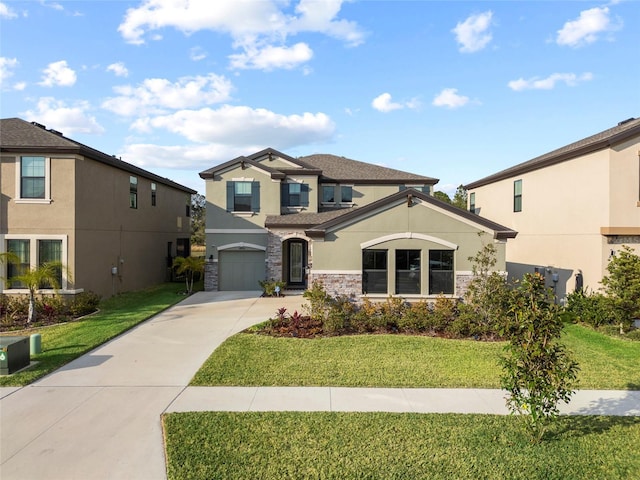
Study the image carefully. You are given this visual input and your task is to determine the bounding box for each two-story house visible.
[200,148,517,298]
[0,117,196,299]
[465,117,640,300]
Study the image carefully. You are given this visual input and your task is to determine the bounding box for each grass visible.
[163,411,640,480]
[0,282,191,386]
[191,323,640,390]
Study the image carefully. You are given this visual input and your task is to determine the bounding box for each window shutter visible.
[226,181,234,211]
[300,184,309,207]
[251,181,260,212]
[281,183,288,207]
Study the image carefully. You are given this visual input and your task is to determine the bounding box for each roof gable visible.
[465,117,640,189]
[0,117,196,194]
[304,188,517,240]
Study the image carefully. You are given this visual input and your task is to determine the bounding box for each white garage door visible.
[218,250,266,291]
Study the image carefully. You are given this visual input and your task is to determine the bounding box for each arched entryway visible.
[283,238,308,289]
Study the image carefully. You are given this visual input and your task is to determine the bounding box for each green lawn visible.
[0,282,190,386]
[163,411,640,480]
[191,323,640,390]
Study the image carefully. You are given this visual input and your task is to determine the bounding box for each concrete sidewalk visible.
[1,291,639,480]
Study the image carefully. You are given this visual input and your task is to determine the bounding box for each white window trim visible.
[0,234,70,291]
[14,156,52,204]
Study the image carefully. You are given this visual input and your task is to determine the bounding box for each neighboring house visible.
[465,117,640,300]
[199,148,516,298]
[0,118,196,299]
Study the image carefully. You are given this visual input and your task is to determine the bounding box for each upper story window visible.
[322,185,335,203]
[226,180,260,213]
[341,185,353,203]
[469,192,476,213]
[130,176,138,209]
[513,179,522,212]
[281,182,309,208]
[21,156,45,198]
[151,183,157,206]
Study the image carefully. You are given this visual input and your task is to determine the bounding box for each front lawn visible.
[191,323,640,390]
[0,282,191,386]
[163,411,640,480]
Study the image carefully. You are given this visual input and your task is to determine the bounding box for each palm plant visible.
[172,256,205,295]
[10,261,64,323]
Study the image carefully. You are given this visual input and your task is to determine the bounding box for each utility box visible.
[0,336,30,375]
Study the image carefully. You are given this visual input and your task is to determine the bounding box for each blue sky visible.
[1,0,638,195]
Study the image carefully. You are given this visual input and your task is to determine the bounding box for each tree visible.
[600,245,640,329]
[433,191,452,204]
[190,193,206,246]
[173,256,205,294]
[11,262,65,323]
[452,184,467,209]
[500,273,579,442]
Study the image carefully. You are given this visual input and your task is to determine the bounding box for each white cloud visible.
[131,105,335,146]
[22,97,104,134]
[556,7,620,47]
[0,57,18,88]
[106,62,129,77]
[102,73,233,116]
[0,2,17,18]
[508,72,593,91]
[42,1,64,11]
[371,93,420,113]
[229,42,313,70]
[117,0,364,71]
[432,88,469,108]
[39,60,77,87]
[452,11,493,53]
[118,143,250,170]
[189,46,207,61]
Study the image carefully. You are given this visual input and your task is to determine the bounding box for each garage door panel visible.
[219,251,265,291]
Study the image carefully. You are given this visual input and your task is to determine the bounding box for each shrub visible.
[378,296,408,331]
[432,296,457,333]
[259,280,287,297]
[302,281,333,321]
[36,295,67,321]
[565,290,614,328]
[69,291,101,317]
[601,245,640,329]
[397,300,432,332]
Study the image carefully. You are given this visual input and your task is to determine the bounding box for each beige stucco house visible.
[0,118,196,298]
[465,117,640,300]
[200,148,516,298]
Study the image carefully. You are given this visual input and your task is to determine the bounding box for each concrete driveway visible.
[0,291,305,480]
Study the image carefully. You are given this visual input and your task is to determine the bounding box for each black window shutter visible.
[226,181,234,211]
[281,183,288,207]
[301,184,309,206]
[251,181,260,212]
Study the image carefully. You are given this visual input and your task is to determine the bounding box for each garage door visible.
[218,250,266,291]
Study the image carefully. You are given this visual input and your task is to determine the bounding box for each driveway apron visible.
[0,291,304,480]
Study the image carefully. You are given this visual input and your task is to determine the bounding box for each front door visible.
[288,240,306,286]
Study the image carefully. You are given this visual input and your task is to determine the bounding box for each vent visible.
[618,117,635,126]
[48,129,63,136]
[31,121,46,129]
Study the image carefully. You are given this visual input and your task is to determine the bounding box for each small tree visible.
[173,256,205,294]
[600,245,640,330]
[190,193,206,246]
[433,191,452,204]
[11,261,64,323]
[500,273,579,442]
[452,184,467,210]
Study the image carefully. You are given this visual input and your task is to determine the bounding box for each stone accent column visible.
[266,232,283,281]
[204,260,218,291]
[455,272,474,299]
[309,272,362,298]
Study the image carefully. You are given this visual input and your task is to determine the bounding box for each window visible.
[362,249,387,294]
[469,192,476,213]
[396,249,420,294]
[226,181,260,212]
[6,239,30,288]
[21,156,46,199]
[513,179,522,212]
[130,176,138,209]
[38,239,62,288]
[151,183,157,206]
[429,250,454,295]
[341,185,353,203]
[322,185,335,203]
[281,183,309,207]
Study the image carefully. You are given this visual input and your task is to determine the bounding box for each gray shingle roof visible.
[465,117,640,189]
[1,118,196,194]
[265,208,353,228]
[300,153,438,184]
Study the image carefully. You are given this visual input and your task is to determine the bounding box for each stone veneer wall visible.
[204,260,218,291]
[455,272,474,299]
[309,272,362,297]
[266,231,313,282]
